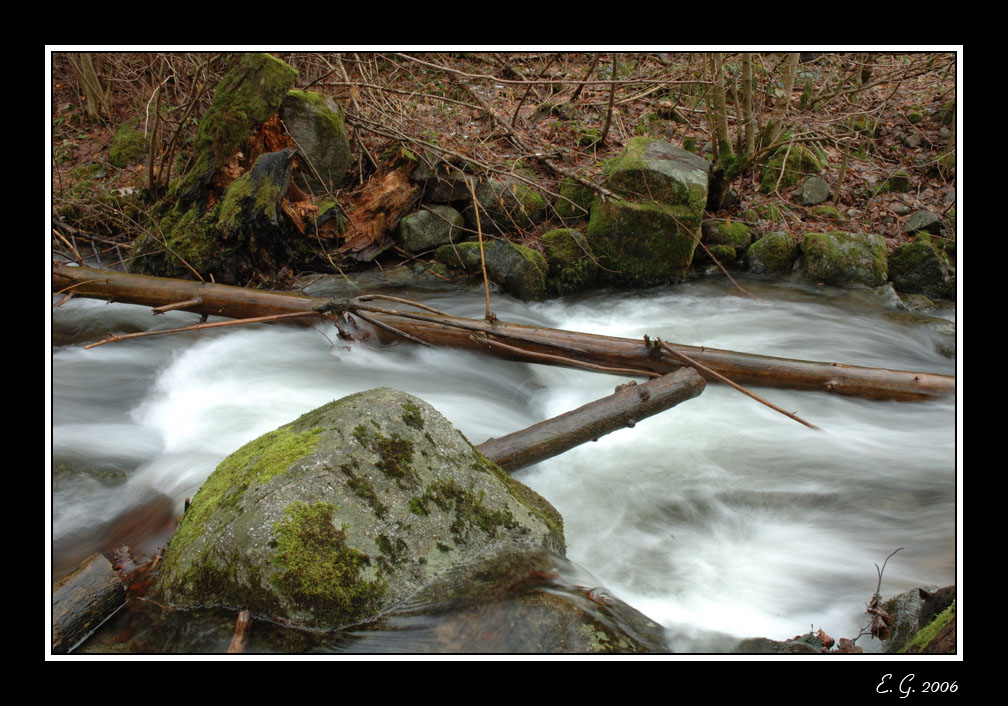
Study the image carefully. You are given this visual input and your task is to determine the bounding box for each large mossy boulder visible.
[800,231,888,287]
[585,138,708,287]
[434,239,547,301]
[281,90,352,194]
[586,198,701,286]
[541,228,598,295]
[155,388,565,631]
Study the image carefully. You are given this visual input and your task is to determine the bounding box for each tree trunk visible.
[477,368,706,472]
[52,263,955,402]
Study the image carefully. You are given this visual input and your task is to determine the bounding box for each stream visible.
[49,274,958,653]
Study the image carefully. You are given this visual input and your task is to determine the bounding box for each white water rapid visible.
[49,274,958,653]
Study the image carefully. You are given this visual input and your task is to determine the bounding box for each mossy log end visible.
[52,262,954,402]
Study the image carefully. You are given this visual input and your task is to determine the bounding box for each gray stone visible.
[794,175,831,206]
[155,388,565,631]
[603,137,709,212]
[435,239,547,301]
[281,90,352,194]
[904,210,943,236]
[396,205,465,253]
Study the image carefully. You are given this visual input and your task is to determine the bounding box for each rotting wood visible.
[476,368,706,472]
[52,262,955,402]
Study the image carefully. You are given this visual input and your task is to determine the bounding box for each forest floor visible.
[49,51,958,272]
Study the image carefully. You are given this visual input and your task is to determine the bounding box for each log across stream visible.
[49,268,958,652]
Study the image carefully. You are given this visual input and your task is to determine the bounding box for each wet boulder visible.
[155,388,565,631]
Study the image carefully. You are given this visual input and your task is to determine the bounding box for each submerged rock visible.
[155,388,565,631]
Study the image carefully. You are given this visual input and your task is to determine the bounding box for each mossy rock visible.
[889,236,954,299]
[396,205,465,253]
[555,177,596,223]
[747,231,798,275]
[155,388,565,631]
[462,177,548,235]
[811,204,845,222]
[173,53,298,208]
[586,198,700,287]
[696,219,751,265]
[281,90,352,194]
[541,228,598,295]
[434,239,547,301]
[759,144,823,194]
[109,122,149,168]
[603,137,709,212]
[800,231,888,286]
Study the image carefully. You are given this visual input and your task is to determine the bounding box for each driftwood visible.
[477,368,706,472]
[51,553,125,653]
[52,262,955,402]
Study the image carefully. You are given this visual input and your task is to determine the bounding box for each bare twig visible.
[657,339,821,430]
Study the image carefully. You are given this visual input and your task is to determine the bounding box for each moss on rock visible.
[801,231,888,286]
[586,198,700,286]
[747,231,798,275]
[155,388,565,631]
[759,144,823,194]
[541,228,598,295]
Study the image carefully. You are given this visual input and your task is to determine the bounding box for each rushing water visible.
[49,274,958,653]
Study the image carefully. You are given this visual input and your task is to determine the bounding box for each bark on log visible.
[477,368,706,472]
[52,262,955,402]
[51,553,125,654]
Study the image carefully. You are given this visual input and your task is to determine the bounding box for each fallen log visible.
[51,553,125,654]
[477,368,706,472]
[52,262,955,402]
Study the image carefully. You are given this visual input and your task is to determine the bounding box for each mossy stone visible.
[155,388,565,630]
[434,239,547,301]
[747,231,798,275]
[281,89,352,194]
[759,144,823,194]
[555,178,596,222]
[109,122,149,168]
[541,228,598,295]
[603,137,709,212]
[801,231,888,286]
[585,198,700,286]
[889,237,954,299]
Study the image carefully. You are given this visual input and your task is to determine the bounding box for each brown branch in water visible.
[227,610,252,654]
[84,311,321,349]
[658,339,821,430]
[470,331,661,379]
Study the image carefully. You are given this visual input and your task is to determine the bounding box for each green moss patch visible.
[270,501,385,623]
